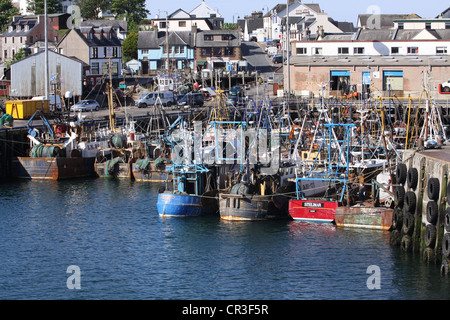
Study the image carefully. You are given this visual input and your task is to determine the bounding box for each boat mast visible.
[286,0,290,99]
[44,0,49,98]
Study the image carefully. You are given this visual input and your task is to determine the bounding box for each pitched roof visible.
[357,14,419,28]
[62,26,121,47]
[190,0,222,18]
[196,30,241,47]
[81,19,127,32]
[137,31,196,49]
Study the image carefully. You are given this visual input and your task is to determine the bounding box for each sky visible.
[146,0,448,24]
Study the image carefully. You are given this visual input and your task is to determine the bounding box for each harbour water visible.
[0,178,449,301]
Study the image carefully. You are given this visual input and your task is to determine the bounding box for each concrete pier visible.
[392,145,450,274]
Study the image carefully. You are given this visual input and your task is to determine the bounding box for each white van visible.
[32,94,62,111]
[136,91,175,108]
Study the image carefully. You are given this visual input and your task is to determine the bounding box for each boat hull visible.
[219,194,289,221]
[12,157,96,180]
[289,199,338,223]
[157,191,217,217]
[334,206,393,230]
[132,162,172,183]
[95,161,133,179]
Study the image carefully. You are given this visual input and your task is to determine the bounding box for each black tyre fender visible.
[392,207,403,230]
[427,177,440,201]
[401,235,412,252]
[404,191,416,213]
[445,207,450,233]
[407,167,419,190]
[447,181,450,206]
[394,186,405,207]
[396,163,407,185]
[424,224,437,248]
[441,259,449,276]
[402,212,415,236]
[443,233,450,259]
[426,200,438,225]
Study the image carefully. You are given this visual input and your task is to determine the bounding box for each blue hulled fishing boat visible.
[156,164,218,217]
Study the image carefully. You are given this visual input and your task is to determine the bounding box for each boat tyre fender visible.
[427,177,440,201]
[402,212,415,236]
[394,186,405,207]
[426,201,438,225]
[443,233,450,259]
[396,163,407,185]
[445,208,450,233]
[407,167,419,190]
[441,259,449,276]
[401,235,412,252]
[447,181,450,206]
[424,224,437,248]
[404,191,416,213]
[392,207,403,230]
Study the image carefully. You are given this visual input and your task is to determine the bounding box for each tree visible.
[76,0,110,20]
[221,23,237,30]
[110,0,149,25]
[0,0,19,33]
[6,48,27,68]
[122,31,138,63]
[27,0,62,14]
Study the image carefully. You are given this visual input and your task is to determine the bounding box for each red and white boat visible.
[289,199,338,223]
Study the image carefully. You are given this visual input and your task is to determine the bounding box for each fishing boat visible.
[289,122,356,223]
[12,110,97,180]
[157,163,218,217]
[132,139,173,183]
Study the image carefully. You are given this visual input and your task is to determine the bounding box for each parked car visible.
[70,99,100,112]
[226,95,245,106]
[136,91,175,108]
[229,85,244,97]
[177,93,204,108]
[272,54,283,64]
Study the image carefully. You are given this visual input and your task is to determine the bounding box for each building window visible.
[201,48,211,56]
[113,47,118,57]
[179,21,186,27]
[354,47,364,55]
[213,47,223,56]
[391,47,400,54]
[222,35,232,41]
[4,50,7,59]
[436,47,448,55]
[91,62,99,75]
[224,47,234,56]
[102,62,109,74]
[92,47,98,58]
[142,49,149,55]
[398,22,404,29]
[104,47,107,57]
[313,47,322,55]
[296,47,307,55]
[338,47,349,55]
[159,22,167,29]
[383,70,404,91]
[204,35,213,41]
[112,62,118,75]
[425,22,431,30]
[446,22,450,29]
[407,47,419,54]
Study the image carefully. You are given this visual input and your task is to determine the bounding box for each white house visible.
[263,1,321,41]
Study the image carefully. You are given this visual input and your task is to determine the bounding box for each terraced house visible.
[57,26,122,86]
[0,15,65,62]
[138,30,196,75]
